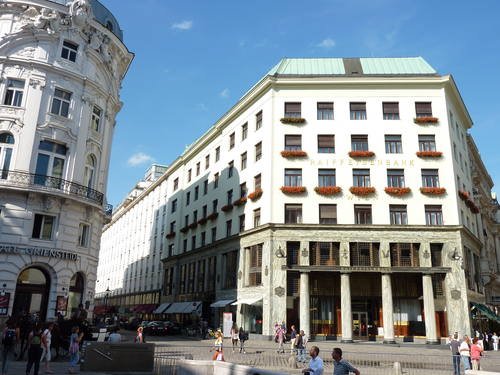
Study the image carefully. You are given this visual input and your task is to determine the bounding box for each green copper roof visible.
[267,57,436,76]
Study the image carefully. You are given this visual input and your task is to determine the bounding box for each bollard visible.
[393,361,403,375]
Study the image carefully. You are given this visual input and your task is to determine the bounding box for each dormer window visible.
[61,41,78,62]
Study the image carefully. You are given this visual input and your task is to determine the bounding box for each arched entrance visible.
[68,272,84,317]
[13,267,50,321]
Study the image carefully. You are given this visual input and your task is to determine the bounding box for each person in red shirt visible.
[470,337,484,370]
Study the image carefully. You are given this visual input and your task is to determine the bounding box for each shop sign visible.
[0,293,10,316]
[57,296,68,316]
[0,243,78,261]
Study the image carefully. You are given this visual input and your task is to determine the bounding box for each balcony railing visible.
[0,169,104,205]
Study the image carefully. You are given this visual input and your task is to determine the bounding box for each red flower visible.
[280,117,306,124]
[349,186,376,196]
[280,186,306,194]
[207,212,218,221]
[348,151,375,158]
[233,197,248,206]
[221,204,234,212]
[188,222,198,229]
[197,217,207,225]
[420,187,446,195]
[458,190,469,201]
[180,226,189,233]
[384,187,411,196]
[248,189,263,201]
[281,150,308,158]
[166,232,176,239]
[414,117,439,124]
[314,186,342,196]
[416,151,443,158]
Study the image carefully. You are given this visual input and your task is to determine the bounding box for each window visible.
[201,231,206,246]
[385,135,402,153]
[253,208,261,227]
[35,140,67,183]
[205,154,210,169]
[318,169,336,187]
[184,215,189,227]
[188,169,192,182]
[173,178,179,191]
[241,152,247,170]
[383,102,400,120]
[285,135,301,151]
[425,205,443,225]
[196,162,200,176]
[191,235,196,250]
[255,142,262,161]
[285,204,302,224]
[284,102,301,118]
[256,111,263,130]
[193,210,198,223]
[78,223,90,247]
[183,239,188,252]
[354,205,372,224]
[353,169,370,187]
[214,172,219,188]
[390,243,419,267]
[50,88,72,117]
[211,227,217,243]
[418,135,436,151]
[387,169,405,188]
[3,79,24,107]
[226,220,232,237]
[430,243,443,267]
[415,102,432,117]
[310,242,340,266]
[318,135,335,153]
[421,169,440,187]
[390,205,407,225]
[254,174,261,190]
[88,106,102,133]
[202,205,207,218]
[194,186,199,200]
[229,132,235,149]
[317,102,334,120]
[351,135,368,151]
[223,251,238,289]
[240,182,247,198]
[226,189,233,205]
[284,168,302,186]
[239,214,245,232]
[241,123,248,140]
[0,132,14,179]
[215,146,220,162]
[212,199,218,213]
[61,40,78,62]
[228,161,234,177]
[32,214,55,240]
[171,199,177,213]
[247,244,263,286]
[203,180,208,195]
[350,102,366,120]
[186,191,190,206]
[169,221,176,233]
[350,242,379,266]
[319,204,337,224]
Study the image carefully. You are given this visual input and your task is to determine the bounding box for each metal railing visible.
[0,169,104,205]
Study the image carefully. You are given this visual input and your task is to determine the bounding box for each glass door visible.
[352,311,369,339]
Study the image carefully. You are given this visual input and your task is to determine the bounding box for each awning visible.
[142,304,158,314]
[231,297,263,306]
[165,301,202,314]
[471,302,500,323]
[210,299,236,308]
[153,303,171,314]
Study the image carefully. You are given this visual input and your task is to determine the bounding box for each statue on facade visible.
[21,7,60,34]
[68,0,92,28]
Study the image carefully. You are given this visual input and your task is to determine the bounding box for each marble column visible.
[381,273,395,343]
[341,272,352,343]
[299,272,310,336]
[422,274,439,344]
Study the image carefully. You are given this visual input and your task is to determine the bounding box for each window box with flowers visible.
[197,217,208,225]
[221,204,234,212]
[420,187,446,195]
[180,226,189,233]
[348,151,375,158]
[188,222,198,229]
[465,198,480,214]
[414,117,439,124]
[166,232,176,239]
[248,189,263,201]
[233,197,247,206]
[280,117,306,124]
[384,187,411,196]
[280,186,306,194]
[281,150,308,158]
[207,212,218,221]
[349,186,376,196]
[416,151,443,158]
[458,190,470,201]
[314,186,342,196]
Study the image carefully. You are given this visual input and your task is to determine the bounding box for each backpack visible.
[31,331,42,346]
[2,329,16,347]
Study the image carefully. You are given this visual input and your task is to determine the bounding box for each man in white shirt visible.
[492,332,499,351]
[302,346,323,375]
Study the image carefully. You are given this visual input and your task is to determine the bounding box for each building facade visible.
[0,0,132,322]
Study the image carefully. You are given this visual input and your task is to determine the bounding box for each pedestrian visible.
[449,333,460,375]
[276,323,285,354]
[290,325,297,354]
[459,335,471,371]
[1,321,18,375]
[470,337,484,370]
[230,323,239,353]
[107,327,122,343]
[68,326,84,374]
[301,346,323,375]
[238,327,247,354]
[492,332,499,351]
[296,330,306,363]
[211,330,224,361]
[17,312,33,361]
[25,323,43,375]
[135,326,144,343]
[331,347,360,375]
[40,322,54,374]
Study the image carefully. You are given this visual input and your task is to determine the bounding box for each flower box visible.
[348,151,375,158]
[458,190,469,201]
[280,150,308,158]
[414,117,439,124]
[465,198,480,214]
[349,186,376,196]
[207,212,218,221]
[197,217,208,225]
[384,187,411,196]
[416,151,443,158]
[280,117,306,124]
[314,186,342,196]
[188,222,198,229]
[180,226,189,233]
[248,189,263,201]
[280,186,306,194]
[233,197,248,206]
[221,204,234,212]
[420,187,446,195]
[166,232,176,239]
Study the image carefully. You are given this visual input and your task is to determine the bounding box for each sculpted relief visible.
[21,7,61,34]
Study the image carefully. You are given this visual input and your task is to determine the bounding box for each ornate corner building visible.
[0,0,132,322]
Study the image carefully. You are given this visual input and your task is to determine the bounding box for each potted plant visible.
[384,187,411,196]
[248,189,263,201]
[414,116,439,124]
[233,197,248,206]
[416,151,443,158]
[280,117,306,124]
[221,204,234,212]
[280,150,308,158]
[348,151,375,158]
[280,186,306,194]
[420,187,446,195]
[314,186,342,196]
[349,186,376,196]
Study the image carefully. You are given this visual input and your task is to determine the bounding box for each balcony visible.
[0,170,104,205]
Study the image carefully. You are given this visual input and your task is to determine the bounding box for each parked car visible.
[144,321,168,336]
[164,321,181,335]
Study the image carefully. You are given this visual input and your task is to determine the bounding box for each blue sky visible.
[103,0,500,206]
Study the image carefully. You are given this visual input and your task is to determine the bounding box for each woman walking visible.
[1,321,18,375]
[230,324,239,353]
[275,323,285,354]
[135,327,145,343]
[68,326,84,374]
[40,322,54,374]
[238,327,247,354]
[211,330,224,361]
[471,337,484,370]
[25,323,43,375]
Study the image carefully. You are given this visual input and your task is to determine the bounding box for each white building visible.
[0,0,132,322]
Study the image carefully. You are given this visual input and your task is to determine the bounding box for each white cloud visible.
[219,88,230,98]
[127,152,154,167]
[171,20,193,30]
[317,38,336,49]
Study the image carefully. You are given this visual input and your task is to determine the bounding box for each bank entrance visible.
[12,267,50,320]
